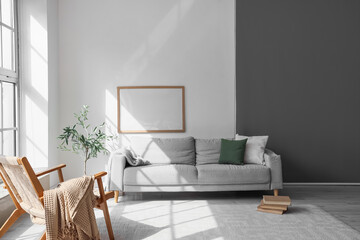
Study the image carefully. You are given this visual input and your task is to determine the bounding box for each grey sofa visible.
[107,137,283,201]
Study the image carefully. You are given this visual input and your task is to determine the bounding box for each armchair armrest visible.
[264,149,283,190]
[94,171,107,179]
[36,164,66,182]
[93,171,114,206]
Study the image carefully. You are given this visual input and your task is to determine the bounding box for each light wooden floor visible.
[2,186,360,239]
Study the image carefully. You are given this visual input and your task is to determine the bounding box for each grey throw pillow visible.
[235,135,269,164]
[129,136,195,165]
[195,138,221,165]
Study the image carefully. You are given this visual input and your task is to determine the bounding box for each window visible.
[0,0,18,157]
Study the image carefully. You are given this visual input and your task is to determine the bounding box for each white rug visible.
[96,200,360,240]
[3,200,359,239]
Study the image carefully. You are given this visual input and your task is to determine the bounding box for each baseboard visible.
[284,182,360,186]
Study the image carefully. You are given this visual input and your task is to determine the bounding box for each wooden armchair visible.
[0,156,114,240]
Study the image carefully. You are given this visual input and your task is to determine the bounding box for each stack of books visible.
[257,195,291,215]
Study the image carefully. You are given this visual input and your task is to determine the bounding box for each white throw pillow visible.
[235,134,269,164]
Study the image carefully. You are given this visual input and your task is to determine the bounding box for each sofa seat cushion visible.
[196,164,270,185]
[124,164,198,186]
[130,137,195,165]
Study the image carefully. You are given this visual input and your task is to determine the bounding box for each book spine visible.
[257,207,284,215]
[263,200,291,206]
[260,205,288,211]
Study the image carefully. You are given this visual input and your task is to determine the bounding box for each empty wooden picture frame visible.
[117,86,185,133]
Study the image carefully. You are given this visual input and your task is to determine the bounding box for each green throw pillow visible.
[219,138,247,165]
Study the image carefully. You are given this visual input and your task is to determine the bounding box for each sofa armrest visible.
[106,154,127,192]
[264,149,283,190]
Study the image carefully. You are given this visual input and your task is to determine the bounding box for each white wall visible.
[19,0,48,168]
[46,0,59,186]
[58,0,235,179]
[18,0,58,184]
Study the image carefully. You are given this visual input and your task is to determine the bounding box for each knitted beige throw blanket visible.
[44,176,100,240]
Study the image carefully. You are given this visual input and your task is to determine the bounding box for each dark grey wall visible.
[236,0,360,182]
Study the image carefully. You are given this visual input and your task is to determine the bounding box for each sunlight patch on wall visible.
[24,95,48,167]
[105,89,154,149]
[30,16,47,60]
[30,16,48,101]
[120,106,147,131]
[148,0,194,55]
[105,89,122,150]
[105,89,117,129]
[121,0,194,81]
[30,48,48,100]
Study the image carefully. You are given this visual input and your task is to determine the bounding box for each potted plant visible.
[58,105,112,175]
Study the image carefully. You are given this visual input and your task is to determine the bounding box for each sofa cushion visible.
[195,138,221,165]
[196,164,270,185]
[235,135,269,164]
[219,139,247,165]
[129,137,195,165]
[124,164,198,185]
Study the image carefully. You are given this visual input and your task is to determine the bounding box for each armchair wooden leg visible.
[100,202,114,240]
[274,189,279,196]
[40,232,46,240]
[0,208,26,238]
[95,174,114,240]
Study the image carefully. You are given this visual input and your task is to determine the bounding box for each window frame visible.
[0,0,19,157]
[0,0,18,78]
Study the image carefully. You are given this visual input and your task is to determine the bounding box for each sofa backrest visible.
[129,136,195,165]
[195,138,222,165]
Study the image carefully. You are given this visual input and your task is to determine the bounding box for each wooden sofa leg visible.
[274,189,279,196]
[114,191,119,203]
[114,190,125,203]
